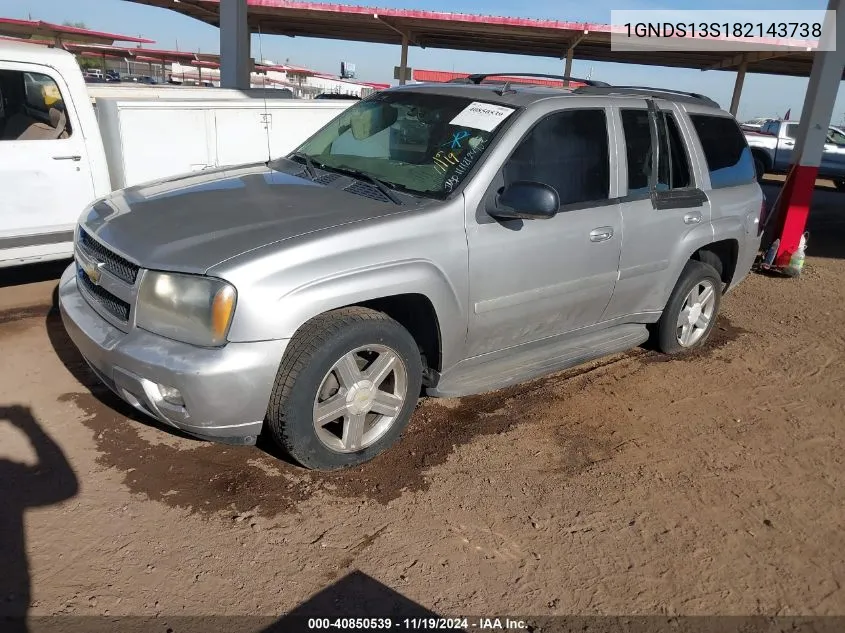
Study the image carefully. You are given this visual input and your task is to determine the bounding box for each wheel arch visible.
[691,239,739,288]
[264,259,461,373]
[751,148,772,179]
[658,224,718,312]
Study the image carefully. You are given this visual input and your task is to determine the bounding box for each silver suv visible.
[59,74,764,470]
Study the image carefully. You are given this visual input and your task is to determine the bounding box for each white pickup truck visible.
[745,118,845,190]
[0,40,355,268]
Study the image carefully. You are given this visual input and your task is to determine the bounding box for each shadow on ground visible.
[0,405,78,633]
[0,260,71,290]
[18,571,444,632]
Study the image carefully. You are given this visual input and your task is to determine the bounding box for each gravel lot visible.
[1,180,843,628]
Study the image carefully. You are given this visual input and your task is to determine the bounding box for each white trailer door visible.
[0,62,96,251]
[115,105,214,188]
[265,102,355,158]
[213,106,271,166]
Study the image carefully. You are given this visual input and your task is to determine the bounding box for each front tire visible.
[266,307,423,471]
[653,260,722,355]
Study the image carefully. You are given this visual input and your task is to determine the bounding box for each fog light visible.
[157,384,184,407]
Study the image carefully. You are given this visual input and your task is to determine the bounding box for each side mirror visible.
[488,181,560,220]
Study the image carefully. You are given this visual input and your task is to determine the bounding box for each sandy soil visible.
[0,181,843,628]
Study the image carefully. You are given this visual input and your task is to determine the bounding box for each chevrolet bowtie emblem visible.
[81,258,105,285]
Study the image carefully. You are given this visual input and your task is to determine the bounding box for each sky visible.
[2,0,843,123]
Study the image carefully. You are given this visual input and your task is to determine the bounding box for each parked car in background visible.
[83,71,107,83]
[315,93,361,100]
[740,117,772,132]
[745,118,845,189]
[59,74,764,471]
[127,75,158,85]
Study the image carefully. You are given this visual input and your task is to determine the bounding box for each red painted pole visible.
[771,0,843,270]
[773,165,818,267]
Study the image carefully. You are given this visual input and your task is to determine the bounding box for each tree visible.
[60,21,103,71]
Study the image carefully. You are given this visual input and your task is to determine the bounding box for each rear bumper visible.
[58,263,287,443]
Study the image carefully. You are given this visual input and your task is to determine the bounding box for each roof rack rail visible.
[572,85,720,108]
[460,73,611,88]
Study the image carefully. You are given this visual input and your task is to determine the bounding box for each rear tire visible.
[265,307,423,471]
[653,260,722,355]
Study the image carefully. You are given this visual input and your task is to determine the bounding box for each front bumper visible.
[58,263,287,444]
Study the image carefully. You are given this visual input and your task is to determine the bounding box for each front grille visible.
[344,180,392,203]
[78,229,140,285]
[78,268,130,322]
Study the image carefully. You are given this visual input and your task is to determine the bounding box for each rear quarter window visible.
[689,114,756,189]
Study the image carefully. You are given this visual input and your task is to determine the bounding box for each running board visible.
[428,324,649,398]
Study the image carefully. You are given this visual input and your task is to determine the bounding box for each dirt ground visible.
[1,179,844,628]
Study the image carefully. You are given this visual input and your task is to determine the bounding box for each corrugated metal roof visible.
[126,0,828,78]
[0,17,154,44]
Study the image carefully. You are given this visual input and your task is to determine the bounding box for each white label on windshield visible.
[449,102,515,132]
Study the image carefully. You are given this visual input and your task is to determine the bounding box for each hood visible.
[80,163,403,274]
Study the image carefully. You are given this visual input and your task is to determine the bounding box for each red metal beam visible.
[0,17,154,44]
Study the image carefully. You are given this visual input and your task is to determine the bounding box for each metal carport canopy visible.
[0,17,155,45]
[124,0,827,78]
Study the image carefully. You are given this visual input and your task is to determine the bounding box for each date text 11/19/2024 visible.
[307,617,529,630]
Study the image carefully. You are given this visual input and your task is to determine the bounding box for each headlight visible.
[136,271,237,347]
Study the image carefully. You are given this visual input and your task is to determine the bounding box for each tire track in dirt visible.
[59,317,746,520]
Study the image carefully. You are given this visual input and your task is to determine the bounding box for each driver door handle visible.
[53,155,81,161]
[589,227,614,242]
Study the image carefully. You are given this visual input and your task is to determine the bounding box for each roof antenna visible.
[495,80,515,96]
[256,23,272,165]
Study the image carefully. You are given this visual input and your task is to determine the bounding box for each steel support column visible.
[220,0,250,89]
[399,34,409,85]
[564,48,574,85]
[563,31,587,86]
[729,59,747,116]
[773,0,845,268]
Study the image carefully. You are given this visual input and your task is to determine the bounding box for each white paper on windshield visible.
[449,102,515,132]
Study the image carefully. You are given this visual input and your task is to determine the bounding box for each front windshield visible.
[289,91,517,198]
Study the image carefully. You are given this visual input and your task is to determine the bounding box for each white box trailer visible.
[86,83,295,104]
[94,98,352,190]
[0,41,355,268]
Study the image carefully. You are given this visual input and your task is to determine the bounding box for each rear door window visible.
[689,114,756,189]
[657,111,691,190]
[621,108,693,195]
[620,109,652,195]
